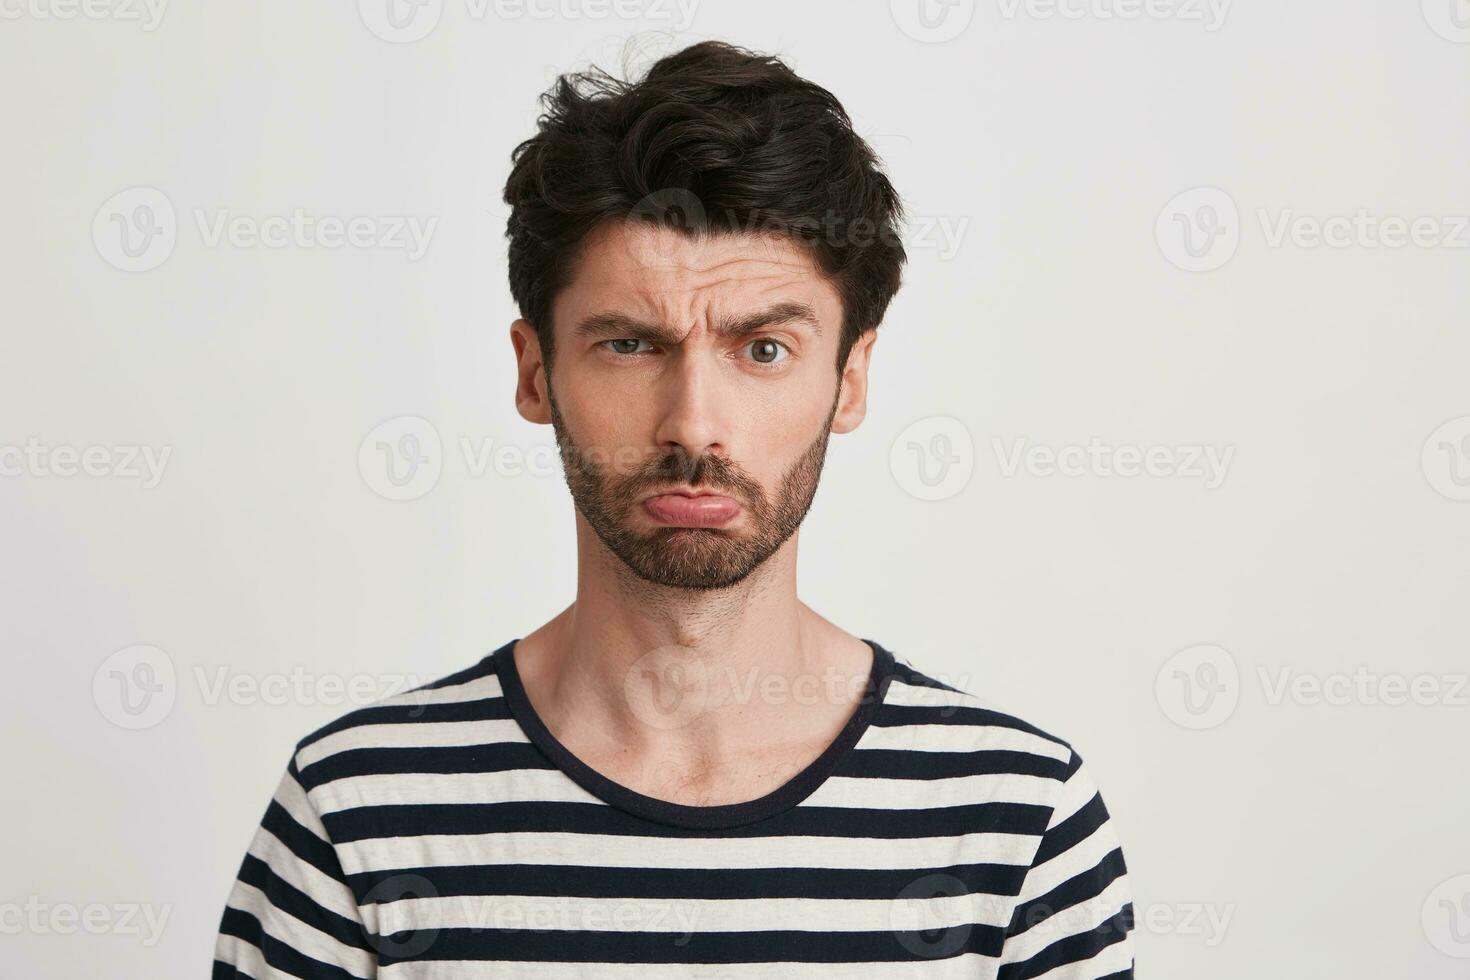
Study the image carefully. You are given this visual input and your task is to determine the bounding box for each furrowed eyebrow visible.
[572,301,822,345]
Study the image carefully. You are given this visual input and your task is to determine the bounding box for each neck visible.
[513,520,873,787]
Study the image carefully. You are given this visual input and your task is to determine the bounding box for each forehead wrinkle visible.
[644,288,827,345]
[567,223,841,344]
[622,261,820,331]
[630,255,817,298]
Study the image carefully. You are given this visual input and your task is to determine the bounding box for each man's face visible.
[515,219,872,591]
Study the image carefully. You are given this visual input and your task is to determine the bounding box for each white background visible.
[2,1,1469,976]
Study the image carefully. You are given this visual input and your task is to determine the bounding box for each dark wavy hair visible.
[502,40,907,374]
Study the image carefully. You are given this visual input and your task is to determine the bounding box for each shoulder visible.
[285,644,514,792]
[876,646,1105,796]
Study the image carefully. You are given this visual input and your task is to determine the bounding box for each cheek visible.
[556,378,659,477]
[743,389,832,474]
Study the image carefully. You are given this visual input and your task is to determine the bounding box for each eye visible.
[744,338,791,366]
[603,339,653,356]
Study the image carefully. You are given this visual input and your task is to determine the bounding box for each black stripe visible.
[839,747,1071,781]
[259,799,342,884]
[1034,793,1109,866]
[293,653,503,748]
[1007,847,1129,938]
[299,740,553,789]
[375,923,1006,966]
[321,798,1052,842]
[874,703,1075,747]
[302,740,1071,791]
[217,907,367,980]
[235,853,374,953]
[345,861,1031,902]
[997,904,1134,980]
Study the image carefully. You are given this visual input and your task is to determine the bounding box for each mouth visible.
[641,489,742,528]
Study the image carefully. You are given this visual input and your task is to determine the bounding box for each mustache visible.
[646,448,733,489]
[635,451,759,504]
[561,443,762,506]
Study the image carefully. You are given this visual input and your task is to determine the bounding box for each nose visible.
[652,348,730,468]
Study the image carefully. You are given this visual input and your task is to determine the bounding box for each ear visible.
[510,319,552,424]
[830,328,877,435]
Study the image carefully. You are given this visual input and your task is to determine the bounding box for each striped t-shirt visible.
[214,638,1136,978]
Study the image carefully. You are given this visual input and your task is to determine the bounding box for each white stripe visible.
[397,671,505,706]
[313,767,1057,816]
[213,933,267,977]
[1018,821,1123,902]
[805,771,1061,810]
[270,765,332,842]
[339,830,1038,876]
[246,826,362,922]
[297,717,527,771]
[375,890,1015,935]
[1001,874,1132,965]
[223,880,375,978]
[312,766,604,815]
[380,953,998,979]
[860,721,1072,761]
[1025,910,1134,979]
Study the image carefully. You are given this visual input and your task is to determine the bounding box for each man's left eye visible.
[745,339,790,365]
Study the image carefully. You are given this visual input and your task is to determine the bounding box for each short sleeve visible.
[213,751,378,979]
[997,748,1136,979]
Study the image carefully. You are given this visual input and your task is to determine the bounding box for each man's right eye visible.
[604,339,652,355]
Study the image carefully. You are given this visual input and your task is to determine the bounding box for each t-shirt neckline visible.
[493,637,895,830]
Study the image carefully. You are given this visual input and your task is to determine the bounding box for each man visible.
[214,40,1135,978]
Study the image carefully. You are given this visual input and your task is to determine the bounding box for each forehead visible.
[554,219,842,331]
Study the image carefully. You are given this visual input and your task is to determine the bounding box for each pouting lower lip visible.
[642,493,741,527]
